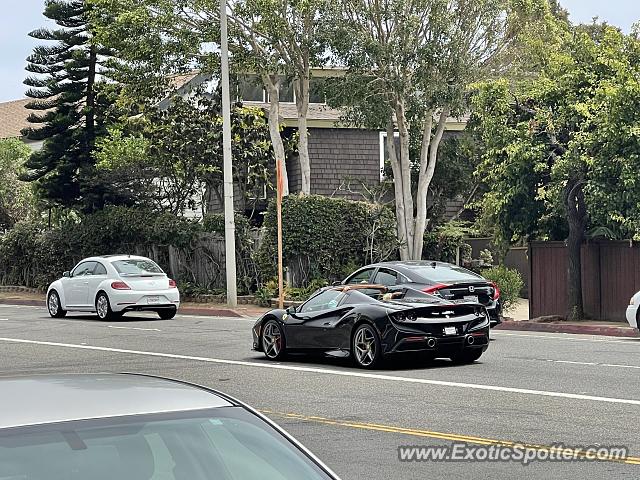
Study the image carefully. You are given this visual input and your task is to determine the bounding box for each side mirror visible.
[286,305,297,314]
[332,281,342,287]
[63,271,71,278]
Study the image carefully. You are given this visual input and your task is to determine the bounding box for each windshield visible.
[112,259,164,276]
[0,407,332,480]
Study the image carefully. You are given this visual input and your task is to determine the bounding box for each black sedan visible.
[252,285,490,368]
[342,261,502,326]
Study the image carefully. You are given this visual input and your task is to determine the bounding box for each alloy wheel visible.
[48,292,59,316]
[354,325,377,367]
[96,295,109,320]
[262,322,283,359]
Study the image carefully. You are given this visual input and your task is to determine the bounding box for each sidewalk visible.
[496,298,638,338]
[0,290,269,319]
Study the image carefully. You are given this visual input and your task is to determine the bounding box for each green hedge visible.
[258,195,398,286]
[0,207,201,289]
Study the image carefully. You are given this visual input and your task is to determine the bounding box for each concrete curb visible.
[495,320,639,338]
[0,298,244,318]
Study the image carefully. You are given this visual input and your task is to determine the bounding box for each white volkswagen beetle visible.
[46,255,180,320]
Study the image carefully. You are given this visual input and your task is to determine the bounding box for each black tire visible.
[352,323,382,369]
[261,319,287,360]
[450,349,483,364]
[95,292,115,321]
[47,290,66,318]
[158,308,177,320]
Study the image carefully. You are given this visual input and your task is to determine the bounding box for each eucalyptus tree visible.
[327,0,548,260]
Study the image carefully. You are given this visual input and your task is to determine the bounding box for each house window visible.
[309,77,325,104]
[378,131,400,181]
[235,74,265,102]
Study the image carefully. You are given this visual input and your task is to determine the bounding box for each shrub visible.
[0,207,202,290]
[257,195,398,287]
[482,265,524,313]
[422,222,472,264]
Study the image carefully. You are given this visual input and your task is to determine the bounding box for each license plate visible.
[463,295,479,303]
[444,326,457,336]
[147,296,160,305]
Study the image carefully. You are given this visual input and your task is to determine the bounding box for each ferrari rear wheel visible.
[262,320,286,360]
[450,349,483,364]
[352,323,382,369]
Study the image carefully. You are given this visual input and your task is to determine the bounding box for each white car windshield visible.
[113,259,164,276]
[0,408,332,480]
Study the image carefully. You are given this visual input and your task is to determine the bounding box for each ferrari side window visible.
[300,290,344,313]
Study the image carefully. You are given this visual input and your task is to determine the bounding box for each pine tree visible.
[21,0,122,212]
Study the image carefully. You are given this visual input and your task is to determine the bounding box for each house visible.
[0,98,44,150]
[177,70,470,217]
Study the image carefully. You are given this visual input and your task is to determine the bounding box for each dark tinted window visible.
[346,268,375,284]
[72,262,97,277]
[410,265,482,283]
[309,77,325,103]
[94,263,107,275]
[236,74,264,101]
[0,408,332,480]
[373,268,398,286]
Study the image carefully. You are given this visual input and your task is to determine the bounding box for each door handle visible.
[83,281,89,285]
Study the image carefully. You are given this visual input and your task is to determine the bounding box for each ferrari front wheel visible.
[262,320,286,360]
[352,323,382,369]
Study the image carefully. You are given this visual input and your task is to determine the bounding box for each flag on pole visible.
[276,157,284,309]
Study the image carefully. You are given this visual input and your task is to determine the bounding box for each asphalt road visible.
[1,304,639,478]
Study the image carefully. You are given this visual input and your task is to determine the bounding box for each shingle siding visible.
[287,128,380,199]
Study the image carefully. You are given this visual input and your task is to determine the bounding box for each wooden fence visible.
[529,241,640,322]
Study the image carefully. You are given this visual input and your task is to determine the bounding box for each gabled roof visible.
[0,98,32,139]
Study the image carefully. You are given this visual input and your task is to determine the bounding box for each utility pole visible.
[220,0,237,307]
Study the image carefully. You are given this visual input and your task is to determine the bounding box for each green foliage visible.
[258,195,398,286]
[94,96,284,216]
[21,1,129,212]
[471,24,640,242]
[422,222,472,264]
[0,139,38,229]
[481,265,524,313]
[0,207,201,289]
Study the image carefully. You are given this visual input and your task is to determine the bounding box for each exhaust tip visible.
[467,336,475,345]
[427,338,436,348]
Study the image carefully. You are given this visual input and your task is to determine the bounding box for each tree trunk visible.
[263,75,289,196]
[294,76,311,195]
[412,107,450,258]
[565,178,587,321]
[394,99,415,258]
[86,44,97,141]
[386,121,409,260]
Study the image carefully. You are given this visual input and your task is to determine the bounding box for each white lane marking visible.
[493,331,640,345]
[541,358,640,370]
[1,336,640,407]
[0,318,8,321]
[107,326,162,332]
[0,305,43,310]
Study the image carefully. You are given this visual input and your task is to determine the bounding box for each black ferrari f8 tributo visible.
[252,285,490,368]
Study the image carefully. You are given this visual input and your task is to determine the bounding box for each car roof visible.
[0,374,234,429]
[368,260,454,269]
[76,255,152,263]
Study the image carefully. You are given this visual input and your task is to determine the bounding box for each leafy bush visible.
[0,207,202,289]
[257,195,398,287]
[482,265,524,313]
[423,222,472,264]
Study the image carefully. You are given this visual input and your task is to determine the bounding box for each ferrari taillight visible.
[168,279,177,288]
[111,281,130,290]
